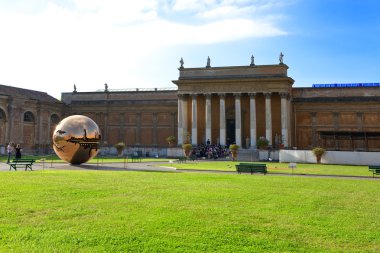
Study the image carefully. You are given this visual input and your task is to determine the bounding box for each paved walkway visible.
[0,161,176,172]
[1,161,379,181]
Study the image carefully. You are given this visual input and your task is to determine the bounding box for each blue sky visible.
[0,0,379,98]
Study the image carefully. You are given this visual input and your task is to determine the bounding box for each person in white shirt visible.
[7,143,13,164]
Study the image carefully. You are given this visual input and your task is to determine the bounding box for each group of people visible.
[191,141,230,160]
[6,142,22,164]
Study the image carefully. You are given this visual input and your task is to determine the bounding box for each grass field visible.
[0,155,170,163]
[165,161,374,177]
[0,170,379,252]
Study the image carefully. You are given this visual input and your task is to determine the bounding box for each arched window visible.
[24,111,35,122]
[50,114,60,124]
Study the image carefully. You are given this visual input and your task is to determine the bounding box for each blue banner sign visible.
[312,83,380,88]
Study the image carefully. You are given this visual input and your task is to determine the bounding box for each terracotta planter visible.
[316,154,322,164]
[116,149,124,157]
[184,149,192,157]
[231,151,238,161]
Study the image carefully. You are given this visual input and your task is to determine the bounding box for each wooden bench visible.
[235,163,267,175]
[177,157,187,163]
[368,165,380,178]
[9,159,35,171]
[189,154,197,161]
[131,154,142,163]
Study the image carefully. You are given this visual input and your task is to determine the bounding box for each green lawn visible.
[166,161,374,177]
[0,170,379,252]
[0,155,170,163]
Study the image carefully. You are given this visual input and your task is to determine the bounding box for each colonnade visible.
[178,92,290,148]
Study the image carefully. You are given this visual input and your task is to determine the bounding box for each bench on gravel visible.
[177,157,187,163]
[131,154,142,163]
[235,163,267,175]
[9,159,35,171]
[368,165,380,178]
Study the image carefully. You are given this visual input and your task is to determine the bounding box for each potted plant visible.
[182,143,193,158]
[166,135,176,147]
[312,147,326,164]
[114,142,125,157]
[229,144,239,161]
[257,137,269,150]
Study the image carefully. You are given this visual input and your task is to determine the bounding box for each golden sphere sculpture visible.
[52,115,101,164]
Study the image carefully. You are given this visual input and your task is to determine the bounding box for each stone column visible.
[37,105,43,153]
[265,92,272,145]
[311,112,317,147]
[182,96,188,137]
[152,112,158,146]
[171,112,176,139]
[219,93,226,146]
[191,94,198,145]
[20,109,24,144]
[136,112,141,145]
[333,112,339,149]
[234,93,242,147]
[47,111,51,145]
[205,93,212,144]
[103,112,108,145]
[177,94,184,145]
[119,112,125,142]
[249,93,257,149]
[280,93,289,147]
[6,98,13,142]
[357,112,363,131]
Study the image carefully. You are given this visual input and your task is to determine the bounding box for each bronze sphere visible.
[52,115,101,164]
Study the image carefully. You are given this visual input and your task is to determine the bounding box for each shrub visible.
[257,137,269,149]
[182,143,193,151]
[166,136,176,145]
[312,147,326,156]
[114,142,125,155]
[229,144,239,151]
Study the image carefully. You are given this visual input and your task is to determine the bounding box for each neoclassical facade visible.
[173,64,293,148]
[1,59,380,153]
[0,85,64,153]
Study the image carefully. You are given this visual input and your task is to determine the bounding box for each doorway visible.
[226,119,235,145]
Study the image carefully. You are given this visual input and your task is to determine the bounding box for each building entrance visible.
[226,119,235,146]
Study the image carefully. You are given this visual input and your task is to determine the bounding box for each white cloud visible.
[0,0,289,97]
[197,5,253,19]
[171,0,217,12]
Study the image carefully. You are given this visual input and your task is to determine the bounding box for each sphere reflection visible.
[52,115,101,164]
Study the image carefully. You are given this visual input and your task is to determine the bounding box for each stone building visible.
[0,85,64,153]
[173,63,293,149]
[1,59,380,154]
[61,88,178,148]
[293,86,380,151]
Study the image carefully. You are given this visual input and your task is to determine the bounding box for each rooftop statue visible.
[279,52,284,64]
[206,56,211,68]
[250,55,255,66]
[179,57,184,68]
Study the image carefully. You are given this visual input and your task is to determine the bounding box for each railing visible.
[95,87,178,92]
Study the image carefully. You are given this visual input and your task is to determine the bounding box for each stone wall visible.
[292,87,380,151]
[279,149,380,166]
[62,90,178,147]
